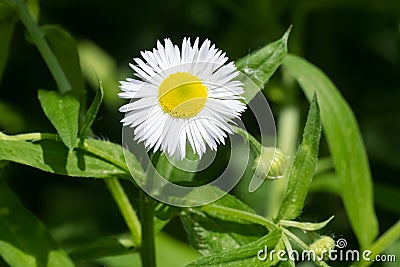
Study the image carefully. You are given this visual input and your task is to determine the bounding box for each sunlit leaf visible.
[187,229,282,267]
[38,89,80,150]
[0,181,74,267]
[0,135,144,180]
[180,187,268,256]
[276,95,322,221]
[283,54,378,249]
[279,216,334,231]
[154,233,200,267]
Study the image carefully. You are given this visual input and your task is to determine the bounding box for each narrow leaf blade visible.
[79,81,104,137]
[283,54,378,248]
[236,26,291,101]
[187,229,282,267]
[279,216,334,231]
[276,95,322,221]
[38,89,80,150]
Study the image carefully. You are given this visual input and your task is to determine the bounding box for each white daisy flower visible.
[119,37,246,160]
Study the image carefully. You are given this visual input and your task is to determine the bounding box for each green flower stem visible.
[140,190,156,267]
[355,220,400,267]
[232,126,261,154]
[15,0,71,93]
[105,178,142,247]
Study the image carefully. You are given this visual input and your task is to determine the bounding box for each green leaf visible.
[154,203,179,233]
[236,26,291,101]
[0,181,74,267]
[69,235,136,261]
[187,229,282,267]
[42,25,86,102]
[276,95,322,221]
[0,241,36,267]
[26,0,39,22]
[0,135,136,179]
[38,89,80,150]
[279,216,334,231]
[79,81,104,138]
[78,40,123,109]
[0,7,16,84]
[180,187,268,256]
[283,54,378,249]
[82,138,145,182]
[310,172,341,196]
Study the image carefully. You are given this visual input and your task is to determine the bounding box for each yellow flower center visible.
[158,72,208,118]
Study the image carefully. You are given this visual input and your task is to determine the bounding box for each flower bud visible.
[309,236,335,260]
[253,147,287,180]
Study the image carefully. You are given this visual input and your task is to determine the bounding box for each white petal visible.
[119,37,246,160]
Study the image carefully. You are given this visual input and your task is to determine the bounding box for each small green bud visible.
[309,236,335,261]
[253,147,287,180]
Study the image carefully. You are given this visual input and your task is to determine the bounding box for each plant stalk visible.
[105,178,142,247]
[15,0,71,94]
[140,190,156,267]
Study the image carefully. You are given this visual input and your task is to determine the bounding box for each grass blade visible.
[283,54,378,249]
[276,95,322,221]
